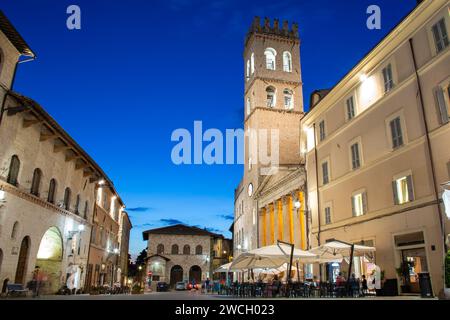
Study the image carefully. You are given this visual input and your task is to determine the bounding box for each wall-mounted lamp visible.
[359,74,368,82]
[294,201,301,209]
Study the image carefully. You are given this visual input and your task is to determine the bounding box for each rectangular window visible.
[350,143,361,170]
[447,161,450,179]
[436,85,450,124]
[322,161,329,185]
[267,94,274,108]
[284,95,292,109]
[346,96,356,120]
[319,120,326,142]
[432,18,449,53]
[382,64,394,93]
[392,175,414,205]
[390,117,404,149]
[325,207,331,225]
[352,192,367,217]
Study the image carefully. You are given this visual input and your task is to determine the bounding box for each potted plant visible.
[89,286,100,295]
[396,260,414,293]
[131,283,143,295]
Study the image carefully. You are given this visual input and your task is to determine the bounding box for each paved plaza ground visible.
[3,290,432,300]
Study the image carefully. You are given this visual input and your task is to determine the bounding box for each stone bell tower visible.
[234,17,304,255]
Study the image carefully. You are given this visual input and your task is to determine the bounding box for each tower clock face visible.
[248,183,253,197]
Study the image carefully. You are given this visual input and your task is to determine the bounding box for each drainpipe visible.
[409,38,447,286]
[313,123,321,246]
[312,122,323,281]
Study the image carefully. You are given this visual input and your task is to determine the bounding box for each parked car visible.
[175,282,186,291]
[156,282,169,292]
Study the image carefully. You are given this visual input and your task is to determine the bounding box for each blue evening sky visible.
[1,0,417,256]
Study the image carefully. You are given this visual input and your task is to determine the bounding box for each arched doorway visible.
[15,236,30,284]
[0,249,3,275]
[36,227,63,294]
[170,265,183,287]
[189,265,202,284]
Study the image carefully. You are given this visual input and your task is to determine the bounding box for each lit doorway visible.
[394,231,429,295]
[401,248,428,294]
[36,227,63,294]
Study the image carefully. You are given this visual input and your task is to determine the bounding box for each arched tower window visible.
[84,201,89,219]
[264,48,277,70]
[64,187,72,211]
[246,60,250,81]
[74,194,81,214]
[246,97,251,115]
[157,244,164,254]
[30,168,42,196]
[171,244,179,255]
[250,53,255,74]
[283,89,294,110]
[47,179,57,204]
[283,51,292,72]
[7,155,20,186]
[195,245,203,255]
[11,221,19,240]
[183,245,190,255]
[266,86,276,108]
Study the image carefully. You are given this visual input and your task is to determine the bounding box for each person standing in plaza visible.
[31,266,42,298]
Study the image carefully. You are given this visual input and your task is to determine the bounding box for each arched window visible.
[64,187,71,211]
[11,221,19,240]
[183,245,190,255]
[266,86,276,108]
[30,168,42,196]
[74,194,81,214]
[171,244,179,255]
[246,60,250,81]
[283,89,294,110]
[283,51,292,72]
[84,201,89,219]
[0,249,3,275]
[195,245,203,255]
[157,244,164,254]
[47,179,57,204]
[250,53,255,74]
[246,97,251,115]
[7,155,20,186]
[264,48,277,70]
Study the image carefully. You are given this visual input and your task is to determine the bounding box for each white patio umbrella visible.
[308,240,376,263]
[230,243,317,270]
[214,262,236,273]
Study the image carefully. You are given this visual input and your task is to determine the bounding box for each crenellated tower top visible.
[246,16,299,44]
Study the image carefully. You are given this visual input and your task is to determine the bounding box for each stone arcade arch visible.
[189,265,202,284]
[36,227,63,294]
[170,265,183,287]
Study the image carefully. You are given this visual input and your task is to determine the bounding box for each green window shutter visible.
[436,88,449,125]
[362,192,368,215]
[351,196,356,217]
[406,175,415,202]
[392,180,399,205]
